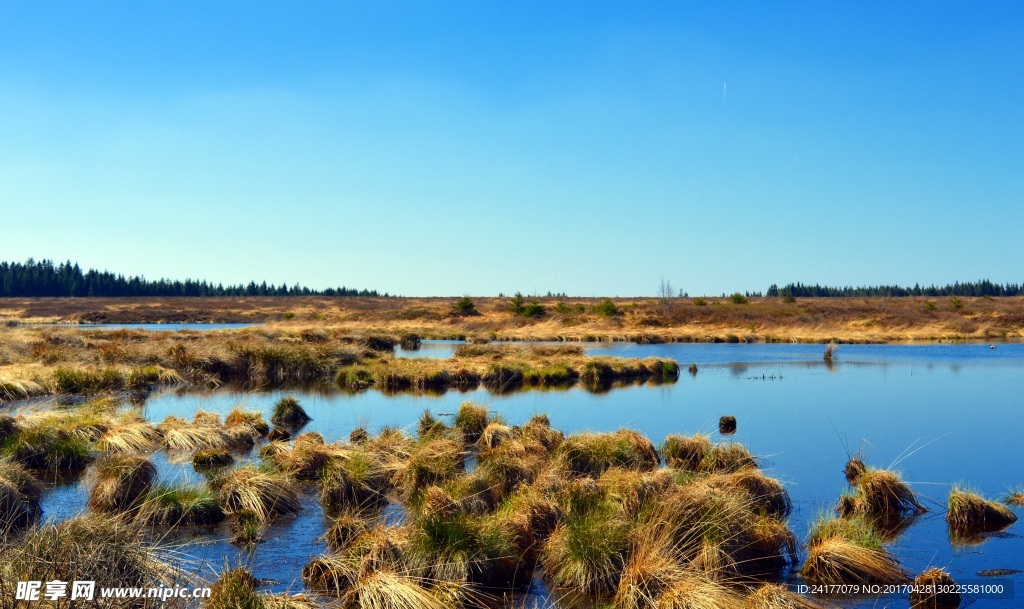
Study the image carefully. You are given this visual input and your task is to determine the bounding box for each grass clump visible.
[324,510,370,553]
[94,420,162,454]
[946,486,1017,539]
[910,567,960,609]
[452,402,489,444]
[0,459,42,532]
[0,513,183,598]
[226,407,271,437]
[320,449,391,512]
[839,467,925,518]
[138,483,225,526]
[87,454,157,514]
[555,430,659,478]
[395,438,465,503]
[157,415,231,453]
[193,448,235,469]
[744,583,823,608]
[542,496,630,595]
[270,396,312,428]
[801,513,907,585]
[800,537,908,586]
[216,466,301,522]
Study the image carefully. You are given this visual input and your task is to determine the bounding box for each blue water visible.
[21,344,1024,607]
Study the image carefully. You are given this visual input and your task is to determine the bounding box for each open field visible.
[2,295,1024,343]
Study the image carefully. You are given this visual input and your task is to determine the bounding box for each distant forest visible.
[0,259,385,298]
[767,281,1022,298]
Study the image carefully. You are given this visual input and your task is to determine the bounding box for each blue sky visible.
[1,2,1021,296]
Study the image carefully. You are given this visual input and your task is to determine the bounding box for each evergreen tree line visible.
[0,259,385,298]
[766,280,1023,298]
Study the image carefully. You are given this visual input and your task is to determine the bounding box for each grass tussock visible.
[946,486,1018,539]
[910,567,960,609]
[0,458,42,532]
[0,513,185,601]
[216,466,301,522]
[138,483,225,526]
[157,415,231,453]
[555,430,659,478]
[271,396,312,428]
[452,402,490,443]
[87,454,157,514]
[801,514,907,585]
[320,448,392,512]
[838,467,925,518]
[207,568,320,609]
[194,448,235,468]
[95,420,163,454]
[800,536,908,585]
[744,583,823,609]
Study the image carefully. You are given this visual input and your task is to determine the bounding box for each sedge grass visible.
[946,486,1017,539]
[216,466,301,522]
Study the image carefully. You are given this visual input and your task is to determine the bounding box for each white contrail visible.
[723,82,727,98]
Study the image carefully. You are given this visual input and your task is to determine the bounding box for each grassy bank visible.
[0,326,677,401]
[2,294,1023,343]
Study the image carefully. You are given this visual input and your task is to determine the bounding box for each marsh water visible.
[16,342,1024,607]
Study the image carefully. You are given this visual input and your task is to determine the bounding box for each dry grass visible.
[744,583,823,609]
[910,567,960,609]
[216,466,301,522]
[87,454,157,513]
[946,486,1018,539]
[555,430,659,478]
[838,467,924,518]
[0,513,188,606]
[0,458,42,532]
[137,483,225,526]
[800,536,908,585]
[95,420,163,453]
[5,294,1023,343]
[157,415,232,453]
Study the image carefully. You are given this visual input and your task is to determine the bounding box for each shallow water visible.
[18,344,1024,607]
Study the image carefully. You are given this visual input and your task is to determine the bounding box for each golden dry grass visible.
[4,294,1023,343]
[946,487,1018,539]
[910,567,960,609]
[216,466,301,522]
[800,536,908,585]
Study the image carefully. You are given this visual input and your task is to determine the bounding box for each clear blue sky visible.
[1,2,1021,296]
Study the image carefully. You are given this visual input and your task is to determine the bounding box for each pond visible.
[15,343,1024,608]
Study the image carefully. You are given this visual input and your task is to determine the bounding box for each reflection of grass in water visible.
[947,486,1018,544]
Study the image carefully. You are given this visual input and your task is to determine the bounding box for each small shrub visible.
[452,296,478,316]
[693,298,707,306]
[507,292,526,315]
[523,298,546,318]
[950,296,964,310]
[730,293,749,305]
[596,299,620,317]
